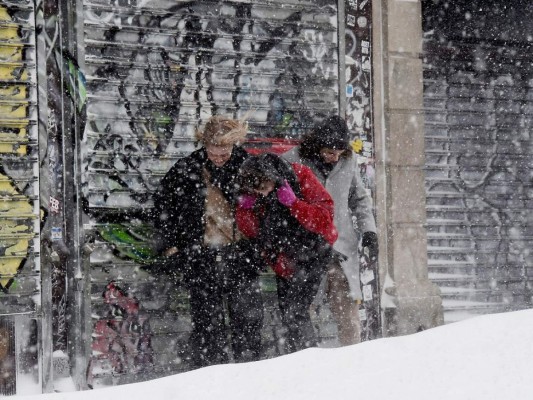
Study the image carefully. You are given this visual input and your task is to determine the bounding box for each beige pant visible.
[326,261,361,346]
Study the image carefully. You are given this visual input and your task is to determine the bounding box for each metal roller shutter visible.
[80,0,340,386]
[0,0,41,394]
[423,3,533,323]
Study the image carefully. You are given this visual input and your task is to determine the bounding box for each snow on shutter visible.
[0,0,41,394]
[81,0,339,386]
[423,37,533,323]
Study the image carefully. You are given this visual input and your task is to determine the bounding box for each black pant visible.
[187,247,264,368]
[276,251,330,354]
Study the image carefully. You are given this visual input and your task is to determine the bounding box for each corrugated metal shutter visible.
[423,36,533,323]
[81,0,339,386]
[0,0,41,394]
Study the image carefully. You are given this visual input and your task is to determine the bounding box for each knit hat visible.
[312,115,350,150]
[238,153,298,193]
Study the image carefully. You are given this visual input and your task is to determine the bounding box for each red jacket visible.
[236,163,338,278]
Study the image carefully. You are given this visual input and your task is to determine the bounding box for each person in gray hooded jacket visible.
[282,115,378,345]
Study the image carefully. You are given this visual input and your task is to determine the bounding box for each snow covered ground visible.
[16,309,533,400]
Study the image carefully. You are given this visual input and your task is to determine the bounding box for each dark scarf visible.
[203,146,248,204]
[258,189,328,265]
[304,155,336,178]
[251,156,322,261]
[312,156,337,179]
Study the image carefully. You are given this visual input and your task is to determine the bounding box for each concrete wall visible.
[372,0,443,335]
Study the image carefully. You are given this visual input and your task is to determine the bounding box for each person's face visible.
[206,144,233,167]
[319,148,344,164]
[251,179,276,197]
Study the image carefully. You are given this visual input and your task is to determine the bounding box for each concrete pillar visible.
[372,0,444,335]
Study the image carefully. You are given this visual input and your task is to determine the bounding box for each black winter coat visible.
[153,146,249,253]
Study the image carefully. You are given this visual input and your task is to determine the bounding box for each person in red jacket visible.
[236,153,338,353]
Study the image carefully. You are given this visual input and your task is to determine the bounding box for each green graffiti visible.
[97,224,157,265]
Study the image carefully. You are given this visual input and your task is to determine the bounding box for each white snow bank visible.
[17,309,533,400]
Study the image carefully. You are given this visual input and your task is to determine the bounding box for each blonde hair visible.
[195,115,248,146]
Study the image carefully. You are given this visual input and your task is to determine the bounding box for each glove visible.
[362,231,379,261]
[238,194,257,209]
[272,253,296,279]
[276,180,297,207]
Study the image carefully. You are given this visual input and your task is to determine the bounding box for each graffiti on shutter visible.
[0,0,40,311]
[0,0,41,394]
[423,4,533,323]
[81,0,340,385]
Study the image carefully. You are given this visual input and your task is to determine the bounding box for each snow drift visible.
[17,309,533,400]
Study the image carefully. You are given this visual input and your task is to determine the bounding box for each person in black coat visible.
[153,116,263,368]
[283,116,378,345]
[235,154,338,353]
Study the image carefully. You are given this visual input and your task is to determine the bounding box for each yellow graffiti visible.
[0,143,26,154]
[0,44,22,62]
[0,101,27,118]
[0,5,29,156]
[0,6,10,21]
[0,178,18,195]
[0,24,18,41]
[0,63,28,80]
[0,172,32,289]
[1,4,28,156]
[0,240,29,288]
[0,9,23,62]
[0,84,27,99]
[0,199,33,216]
[0,120,28,155]
[351,138,363,154]
[0,176,33,213]
[0,5,33,290]
[0,218,32,235]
